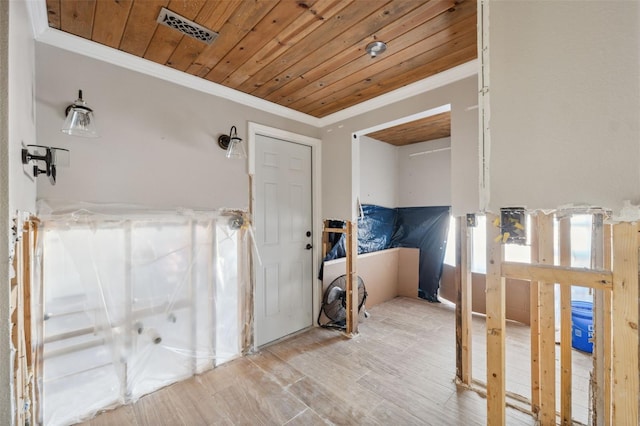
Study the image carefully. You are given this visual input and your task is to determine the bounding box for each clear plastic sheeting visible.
[34,207,251,426]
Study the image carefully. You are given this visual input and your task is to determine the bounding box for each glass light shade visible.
[226,137,246,159]
[51,147,70,167]
[61,98,99,138]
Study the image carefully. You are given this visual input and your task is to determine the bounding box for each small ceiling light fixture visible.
[61,90,99,138]
[21,145,70,185]
[366,41,387,58]
[218,125,246,159]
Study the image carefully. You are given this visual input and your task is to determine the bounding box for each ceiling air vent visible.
[156,7,218,45]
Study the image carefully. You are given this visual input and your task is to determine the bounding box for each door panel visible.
[255,134,313,346]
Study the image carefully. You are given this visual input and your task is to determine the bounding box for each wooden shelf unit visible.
[322,220,358,335]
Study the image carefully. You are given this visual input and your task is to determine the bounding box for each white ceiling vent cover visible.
[156,7,218,45]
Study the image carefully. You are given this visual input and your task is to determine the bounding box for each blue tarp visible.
[358,204,396,254]
[391,206,450,302]
[321,204,451,302]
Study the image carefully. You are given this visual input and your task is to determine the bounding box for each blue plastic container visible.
[571,300,593,353]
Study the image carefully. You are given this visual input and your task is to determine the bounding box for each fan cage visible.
[318,274,367,329]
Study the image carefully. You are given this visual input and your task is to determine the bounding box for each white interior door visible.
[254,134,313,346]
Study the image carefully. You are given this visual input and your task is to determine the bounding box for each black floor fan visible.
[318,274,368,329]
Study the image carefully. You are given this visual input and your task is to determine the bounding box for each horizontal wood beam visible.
[501,262,612,290]
[324,227,347,234]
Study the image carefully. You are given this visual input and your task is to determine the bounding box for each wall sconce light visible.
[61,90,99,138]
[21,145,70,185]
[365,41,387,58]
[218,125,246,159]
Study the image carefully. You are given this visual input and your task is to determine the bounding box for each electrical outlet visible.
[499,207,527,245]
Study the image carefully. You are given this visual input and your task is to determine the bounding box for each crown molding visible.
[25,0,49,38]
[36,28,322,127]
[353,104,452,138]
[27,0,478,129]
[318,60,478,127]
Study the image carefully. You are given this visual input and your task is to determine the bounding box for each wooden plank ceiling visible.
[366,111,450,146]
[46,0,477,118]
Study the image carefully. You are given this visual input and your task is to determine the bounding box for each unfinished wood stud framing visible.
[322,219,331,259]
[345,221,358,335]
[501,262,612,291]
[455,217,473,386]
[485,213,506,426]
[11,220,38,425]
[602,222,612,426]
[591,213,606,426]
[455,217,463,382]
[610,222,639,425]
[322,220,358,335]
[529,213,541,414]
[456,211,638,425]
[537,212,556,425]
[559,216,572,425]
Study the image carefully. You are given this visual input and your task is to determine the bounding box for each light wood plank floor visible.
[81,297,570,425]
[470,310,592,425]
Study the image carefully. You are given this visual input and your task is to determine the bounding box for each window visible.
[443,216,456,266]
[445,213,593,287]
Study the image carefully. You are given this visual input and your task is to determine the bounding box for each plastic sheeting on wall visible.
[320,205,396,272]
[391,206,451,302]
[322,205,450,302]
[358,204,396,254]
[34,207,251,426]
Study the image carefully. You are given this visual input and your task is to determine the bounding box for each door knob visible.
[305,243,313,250]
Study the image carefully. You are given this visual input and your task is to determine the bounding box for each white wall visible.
[397,137,451,207]
[359,136,398,208]
[485,1,640,213]
[35,44,320,211]
[450,81,479,216]
[0,3,9,424]
[1,2,38,424]
[323,76,478,220]
[359,135,452,208]
[8,0,37,215]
